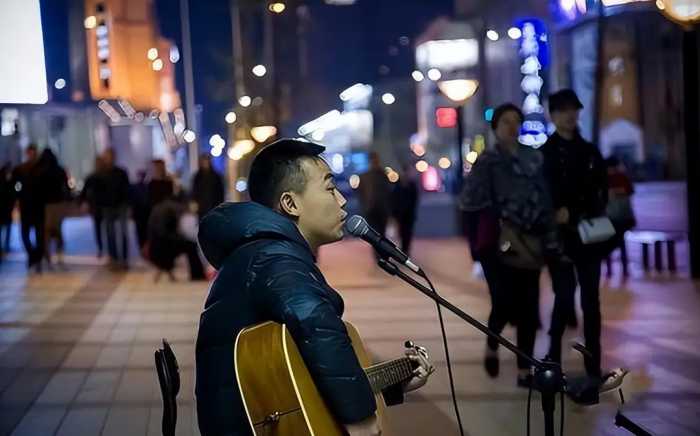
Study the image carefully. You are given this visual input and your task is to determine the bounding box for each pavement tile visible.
[55,407,109,436]
[35,370,88,405]
[101,406,149,436]
[8,405,65,436]
[75,370,121,404]
[114,369,155,403]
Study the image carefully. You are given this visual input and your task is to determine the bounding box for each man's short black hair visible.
[248,138,325,209]
[491,103,524,131]
[548,89,583,113]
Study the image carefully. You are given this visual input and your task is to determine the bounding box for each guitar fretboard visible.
[364,357,414,393]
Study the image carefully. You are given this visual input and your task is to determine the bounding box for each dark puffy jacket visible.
[195,202,378,436]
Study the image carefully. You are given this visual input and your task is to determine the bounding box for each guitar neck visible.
[364,357,414,393]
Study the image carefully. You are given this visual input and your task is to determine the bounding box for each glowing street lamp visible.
[252,65,267,77]
[437,79,479,104]
[508,27,522,39]
[84,16,97,29]
[381,93,396,105]
[239,95,252,107]
[656,0,700,24]
[269,2,286,13]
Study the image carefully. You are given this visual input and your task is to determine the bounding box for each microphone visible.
[344,215,421,273]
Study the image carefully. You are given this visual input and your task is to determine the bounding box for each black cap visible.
[548,89,583,113]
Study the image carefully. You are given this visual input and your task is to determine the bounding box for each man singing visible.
[195,139,433,436]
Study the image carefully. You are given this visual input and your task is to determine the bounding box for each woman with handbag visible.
[460,103,559,387]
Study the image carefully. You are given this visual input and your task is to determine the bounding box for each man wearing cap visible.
[542,89,608,378]
[194,139,433,436]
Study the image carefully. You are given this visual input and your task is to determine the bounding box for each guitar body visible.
[235,321,388,436]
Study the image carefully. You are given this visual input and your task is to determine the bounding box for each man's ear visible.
[279,191,300,218]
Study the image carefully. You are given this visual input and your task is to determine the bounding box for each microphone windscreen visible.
[344,215,367,237]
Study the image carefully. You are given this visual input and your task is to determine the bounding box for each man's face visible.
[103,150,115,167]
[494,110,522,145]
[291,158,347,247]
[551,106,580,134]
[25,148,37,162]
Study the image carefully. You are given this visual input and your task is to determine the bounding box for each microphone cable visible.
[527,381,533,436]
[417,269,465,436]
[560,389,565,436]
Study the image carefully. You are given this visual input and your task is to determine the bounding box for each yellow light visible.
[183,130,196,143]
[415,160,428,173]
[349,174,360,189]
[656,0,700,23]
[239,95,252,107]
[508,27,522,39]
[227,147,242,160]
[387,171,399,183]
[225,112,237,124]
[211,147,223,157]
[427,68,442,81]
[147,48,159,61]
[152,59,164,71]
[466,151,478,164]
[250,126,278,143]
[382,93,396,105]
[84,16,97,29]
[438,157,451,169]
[234,139,256,155]
[411,143,426,157]
[252,65,267,77]
[438,79,479,103]
[269,2,286,13]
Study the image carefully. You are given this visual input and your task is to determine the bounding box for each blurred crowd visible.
[0,147,225,281]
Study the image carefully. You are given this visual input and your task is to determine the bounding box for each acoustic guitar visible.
[235,321,426,436]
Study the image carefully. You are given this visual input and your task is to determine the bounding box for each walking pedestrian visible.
[542,89,608,378]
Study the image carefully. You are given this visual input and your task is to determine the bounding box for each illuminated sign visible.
[0,0,48,104]
[517,19,549,147]
[435,107,458,128]
[415,39,479,71]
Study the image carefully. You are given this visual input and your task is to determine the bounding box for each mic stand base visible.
[377,258,565,436]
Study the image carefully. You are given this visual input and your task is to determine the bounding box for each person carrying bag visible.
[460,103,559,387]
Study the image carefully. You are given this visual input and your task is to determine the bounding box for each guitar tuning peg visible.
[404,340,414,349]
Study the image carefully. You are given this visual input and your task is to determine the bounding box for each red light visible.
[435,107,457,128]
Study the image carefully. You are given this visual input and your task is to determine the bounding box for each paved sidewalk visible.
[0,223,699,435]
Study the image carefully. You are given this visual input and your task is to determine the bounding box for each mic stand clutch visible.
[377,258,565,436]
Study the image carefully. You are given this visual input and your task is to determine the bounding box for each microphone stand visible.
[377,258,565,436]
